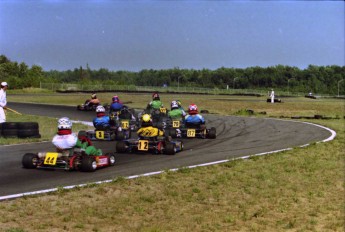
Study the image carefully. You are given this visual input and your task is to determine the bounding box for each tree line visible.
[1,54,344,95]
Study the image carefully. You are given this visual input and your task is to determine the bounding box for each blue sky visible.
[0,1,344,71]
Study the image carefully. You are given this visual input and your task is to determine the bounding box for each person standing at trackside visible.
[270,89,275,103]
[0,82,8,123]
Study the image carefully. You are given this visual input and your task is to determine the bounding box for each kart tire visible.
[208,127,217,139]
[17,122,39,130]
[81,156,97,172]
[77,105,83,110]
[2,129,18,137]
[107,153,116,166]
[0,123,2,136]
[164,143,176,155]
[116,141,127,153]
[1,122,18,130]
[22,153,39,169]
[17,129,41,138]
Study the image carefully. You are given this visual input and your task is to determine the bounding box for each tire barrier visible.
[1,122,41,138]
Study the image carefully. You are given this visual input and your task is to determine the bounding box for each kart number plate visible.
[172,121,180,128]
[95,131,105,139]
[160,107,167,114]
[138,140,149,151]
[121,120,129,130]
[44,152,58,165]
[187,129,196,137]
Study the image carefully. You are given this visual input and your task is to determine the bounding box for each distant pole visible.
[233,77,239,89]
[338,79,344,97]
[178,75,183,92]
[288,78,295,96]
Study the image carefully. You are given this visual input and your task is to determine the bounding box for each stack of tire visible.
[0,122,41,138]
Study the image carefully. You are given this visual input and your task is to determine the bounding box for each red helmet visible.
[188,104,198,115]
[112,95,120,103]
[152,92,160,100]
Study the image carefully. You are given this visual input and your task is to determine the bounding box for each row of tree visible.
[1,55,344,95]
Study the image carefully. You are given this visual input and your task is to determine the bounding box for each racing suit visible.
[185,114,205,128]
[147,100,163,110]
[93,114,112,130]
[168,108,186,119]
[137,126,164,138]
[0,88,7,123]
[52,132,102,156]
[110,102,124,113]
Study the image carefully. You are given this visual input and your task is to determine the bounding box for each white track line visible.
[0,120,336,201]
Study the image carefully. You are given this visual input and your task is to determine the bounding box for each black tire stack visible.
[0,122,41,138]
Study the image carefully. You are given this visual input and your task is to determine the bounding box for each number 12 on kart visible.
[138,140,149,151]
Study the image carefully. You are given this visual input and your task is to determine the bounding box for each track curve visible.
[0,102,333,198]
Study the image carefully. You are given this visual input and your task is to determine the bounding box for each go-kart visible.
[116,136,183,155]
[77,102,110,111]
[22,148,116,172]
[138,107,169,129]
[78,126,131,141]
[165,119,217,139]
[110,108,138,132]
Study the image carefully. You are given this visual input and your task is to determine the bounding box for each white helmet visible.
[58,117,72,130]
[171,100,179,109]
[96,105,105,113]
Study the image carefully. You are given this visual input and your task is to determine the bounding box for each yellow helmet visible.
[142,114,151,122]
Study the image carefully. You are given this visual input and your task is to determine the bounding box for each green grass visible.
[0,93,344,232]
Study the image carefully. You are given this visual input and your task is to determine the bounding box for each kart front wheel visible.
[107,153,116,166]
[81,156,97,172]
[116,141,127,153]
[164,143,176,155]
[22,153,39,169]
[208,127,217,139]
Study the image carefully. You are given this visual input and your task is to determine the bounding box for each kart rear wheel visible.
[116,141,127,153]
[208,127,217,139]
[81,156,97,172]
[107,153,116,166]
[164,143,176,155]
[22,153,39,169]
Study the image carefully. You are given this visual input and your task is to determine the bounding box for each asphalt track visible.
[0,102,333,199]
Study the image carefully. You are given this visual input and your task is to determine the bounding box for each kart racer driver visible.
[184,104,205,129]
[168,100,186,119]
[85,93,100,107]
[109,95,124,113]
[93,105,115,130]
[146,92,163,112]
[52,117,102,156]
[137,114,164,138]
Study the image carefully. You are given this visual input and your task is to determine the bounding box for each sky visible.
[0,1,344,72]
